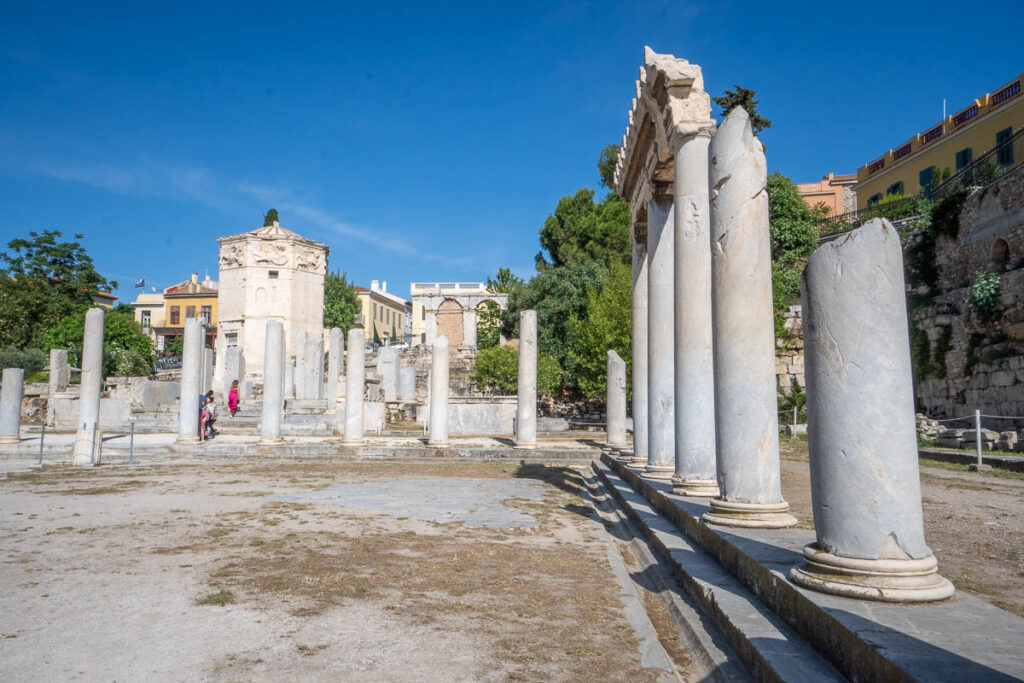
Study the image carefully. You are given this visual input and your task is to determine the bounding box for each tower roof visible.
[250,221,300,238]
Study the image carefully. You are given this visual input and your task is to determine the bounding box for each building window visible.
[170,306,180,325]
[141,310,151,327]
[186,305,196,319]
[919,167,934,192]
[201,306,212,323]
[268,270,279,279]
[225,332,238,347]
[955,147,972,171]
[996,128,1014,166]
[867,193,883,207]
[887,181,904,196]
[372,303,377,319]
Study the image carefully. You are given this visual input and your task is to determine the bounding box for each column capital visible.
[671,120,716,149]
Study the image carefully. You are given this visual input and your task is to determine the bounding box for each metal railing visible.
[927,127,1024,201]
[815,196,923,239]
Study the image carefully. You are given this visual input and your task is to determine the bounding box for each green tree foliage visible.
[0,230,115,349]
[766,173,819,262]
[44,305,153,376]
[263,208,279,226]
[536,189,631,268]
[776,377,806,424]
[323,271,360,333]
[566,262,632,397]
[597,144,620,190]
[771,262,803,340]
[476,300,501,350]
[471,345,561,395]
[163,334,184,355]
[0,347,48,377]
[486,267,525,294]
[713,85,772,135]
[967,270,1001,322]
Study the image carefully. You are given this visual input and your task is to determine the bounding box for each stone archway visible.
[436,298,464,347]
[991,238,1009,272]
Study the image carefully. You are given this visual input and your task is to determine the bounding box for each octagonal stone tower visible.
[215,220,328,389]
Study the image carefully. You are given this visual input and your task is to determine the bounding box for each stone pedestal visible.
[672,133,719,497]
[176,317,204,444]
[48,349,70,396]
[428,336,450,446]
[790,220,953,602]
[326,327,343,413]
[631,238,649,463]
[398,366,416,400]
[644,197,674,479]
[606,350,627,449]
[461,309,477,349]
[516,310,537,448]
[260,320,285,443]
[72,308,105,465]
[705,108,795,528]
[0,367,24,443]
[379,348,398,401]
[342,327,365,445]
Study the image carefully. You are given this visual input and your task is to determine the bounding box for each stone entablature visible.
[214,222,328,389]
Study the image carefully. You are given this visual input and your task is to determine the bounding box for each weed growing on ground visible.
[196,589,235,606]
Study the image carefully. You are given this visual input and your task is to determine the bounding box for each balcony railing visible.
[815,196,923,240]
[928,127,1024,201]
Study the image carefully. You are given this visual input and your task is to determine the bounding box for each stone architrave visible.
[260,320,284,443]
[671,130,719,497]
[326,327,343,412]
[790,220,954,602]
[704,108,795,528]
[342,327,365,445]
[398,366,416,400]
[0,368,25,443]
[201,348,214,395]
[72,308,105,465]
[643,197,674,479]
[516,310,537,448]
[428,336,450,446]
[630,238,648,463]
[49,349,70,396]
[176,317,204,444]
[461,309,477,349]
[378,347,398,401]
[606,350,627,449]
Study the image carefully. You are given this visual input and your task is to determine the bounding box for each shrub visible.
[771,262,802,341]
[777,378,806,424]
[967,270,1001,322]
[472,345,562,395]
[0,346,48,376]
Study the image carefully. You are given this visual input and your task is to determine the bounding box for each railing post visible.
[129,421,135,464]
[38,424,45,466]
[975,409,983,467]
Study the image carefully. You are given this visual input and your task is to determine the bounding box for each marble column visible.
[342,327,365,445]
[310,337,325,400]
[284,360,295,400]
[72,308,105,465]
[326,328,343,413]
[176,317,204,444]
[790,219,954,602]
[260,320,285,443]
[294,328,308,399]
[425,312,438,347]
[704,108,795,528]
[222,346,244,401]
[49,349,70,396]
[428,336,450,446]
[398,366,416,400]
[516,310,537,448]
[606,350,626,449]
[672,132,719,497]
[630,237,649,463]
[461,309,477,349]
[644,196,674,479]
[201,348,214,395]
[0,368,25,443]
[379,347,398,400]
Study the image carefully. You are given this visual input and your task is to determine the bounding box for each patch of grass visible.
[196,589,235,606]
[248,538,264,547]
[207,527,235,538]
[296,643,329,656]
[919,458,1024,480]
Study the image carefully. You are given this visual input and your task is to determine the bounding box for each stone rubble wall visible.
[775,306,805,392]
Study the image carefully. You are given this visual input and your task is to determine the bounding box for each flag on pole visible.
[134,277,145,288]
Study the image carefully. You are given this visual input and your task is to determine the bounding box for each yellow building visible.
[130,292,166,338]
[855,72,1023,208]
[355,280,409,346]
[153,273,219,349]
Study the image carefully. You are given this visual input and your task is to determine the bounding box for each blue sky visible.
[2,1,1021,303]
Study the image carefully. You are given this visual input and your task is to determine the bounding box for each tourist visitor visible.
[228,380,240,417]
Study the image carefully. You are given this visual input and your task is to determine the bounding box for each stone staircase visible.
[129,399,336,436]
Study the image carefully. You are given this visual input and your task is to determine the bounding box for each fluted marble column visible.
[0,368,24,443]
[790,219,954,602]
[629,237,648,463]
[606,350,626,449]
[672,132,719,497]
[260,320,284,444]
[343,327,365,445]
[326,327,343,413]
[704,108,795,528]
[176,317,204,444]
[516,310,537,448]
[644,196,674,479]
[428,336,450,446]
[72,308,105,465]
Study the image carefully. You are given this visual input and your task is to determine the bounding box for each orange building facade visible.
[795,172,857,217]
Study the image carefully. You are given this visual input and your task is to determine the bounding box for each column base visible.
[703,498,797,528]
[71,430,103,466]
[0,435,20,443]
[428,440,450,447]
[628,455,648,466]
[259,437,282,445]
[671,476,719,497]
[641,463,674,480]
[790,544,955,603]
[613,448,634,461]
[176,436,201,445]
[515,441,537,450]
[341,439,365,447]
[606,441,627,452]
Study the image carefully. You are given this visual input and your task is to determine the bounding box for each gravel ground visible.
[0,460,680,682]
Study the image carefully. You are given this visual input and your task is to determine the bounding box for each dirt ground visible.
[778,439,1024,616]
[0,460,676,682]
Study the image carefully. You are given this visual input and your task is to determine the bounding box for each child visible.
[205,392,217,438]
[228,380,240,417]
